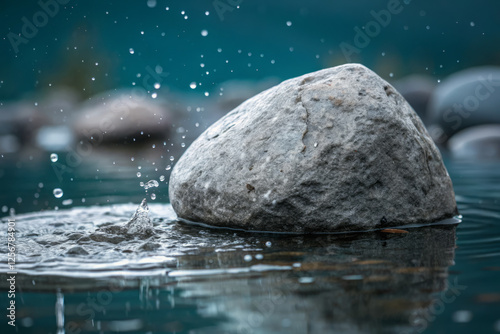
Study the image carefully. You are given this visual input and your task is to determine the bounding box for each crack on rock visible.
[296,88,310,153]
[384,85,399,105]
[415,137,433,191]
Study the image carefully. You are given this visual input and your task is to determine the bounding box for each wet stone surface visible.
[170,64,458,233]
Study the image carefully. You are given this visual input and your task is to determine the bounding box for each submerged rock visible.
[66,246,89,256]
[169,64,458,233]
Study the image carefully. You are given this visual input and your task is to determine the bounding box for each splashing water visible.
[53,188,63,198]
[144,180,159,190]
[125,198,153,236]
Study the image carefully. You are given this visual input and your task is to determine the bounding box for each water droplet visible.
[144,180,159,190]
[1,206,7,213]
[147,0,156,8]
[169,156,175,161]
[131,157,135,161]
[452,310,473,323]
[265,241,272,247]
[189,82,197,89]
[137,172,142,177]
[389,73,394,78]
[181,143,185,147]
[298,277,315,284]
[205,11,209,15]
[62,199,73,206]
[201,30,208,37]
[166,165,172,171]
[53,188,63,198]
[159,175,165,181]
[151,92,157,99]
[286,21,292,26]
[151,193,156,200]
[204,92,209,96]
[195,122,200,127]
[129,48,135,54]
[154,83,161,89]
[255,254,264,260]
[470,21,475,27]
[244,254,252,262]
[50,153,58,162]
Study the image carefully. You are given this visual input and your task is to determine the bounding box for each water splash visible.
[94,199,154,240]
[53,188,63,198]
[125,198,153,236]
[55,290,65,334]
[144,180,159,190]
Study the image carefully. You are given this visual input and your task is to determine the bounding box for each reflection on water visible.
[171,226,458,334]
[0,159,499,334]
[1,203,458,334]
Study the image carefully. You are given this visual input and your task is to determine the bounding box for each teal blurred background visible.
[1,0,500,101]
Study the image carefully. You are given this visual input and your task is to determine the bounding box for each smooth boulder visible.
[426,66,500,145]
[448,125,500,160]
[73,89,171,144]
[169,64,458,233]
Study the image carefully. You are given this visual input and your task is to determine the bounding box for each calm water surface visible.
[0,155,499,334]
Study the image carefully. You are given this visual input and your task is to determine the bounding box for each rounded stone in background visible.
[427,66,500,145]
[169,64,458,233]
[448,125,500,160]
[72,89,172,144]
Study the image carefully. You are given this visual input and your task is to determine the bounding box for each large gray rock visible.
[169,64,458,233]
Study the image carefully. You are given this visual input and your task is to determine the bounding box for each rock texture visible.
[169,64,458,233]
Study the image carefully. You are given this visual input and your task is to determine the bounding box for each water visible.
[0,156,499,333]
